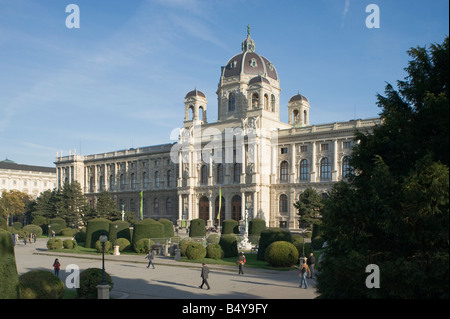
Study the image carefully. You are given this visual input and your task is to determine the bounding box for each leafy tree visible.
[293,187,324,230]
[317,37,449,299]
[0,190,30,224]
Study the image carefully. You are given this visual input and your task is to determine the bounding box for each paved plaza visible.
[13,238,318,299]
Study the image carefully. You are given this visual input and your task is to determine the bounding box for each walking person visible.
[307,252,316,279]
[237,252,246,275]
[199,263,210,290]
[53,258,61,277]
[145,250,155,269]
[299,259,311,289]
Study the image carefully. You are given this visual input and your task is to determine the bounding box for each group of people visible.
[12,232,37,246]
[299,252,316,289]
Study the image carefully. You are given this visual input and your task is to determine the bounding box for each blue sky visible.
[0,0,448,167]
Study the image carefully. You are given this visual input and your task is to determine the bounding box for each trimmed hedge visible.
[116,238,131,252]
[134,238,155,254]
[109,221,131,243]
[77,268,114,299]
[179,239,192,257]
[85,218,111,249]
[249,218,266,236]
[63,239,77,249]
[219,234,238,258]
[257,228,292,261]
[206,243,224,259]
[189,219,206,237]
[222,219,239,234]
[206,234,220,245]
[132,219,164,251]
[74,228,86,243]
[0,228,20,298]
[23,224,43,237]
[185,242,206,260]
[158,219,174,238]
[264,241,299,267]
[47,239,63,250]
[19,270,65,299]
[95,240,112,253]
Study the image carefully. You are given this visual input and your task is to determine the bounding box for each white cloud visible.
[341,0,351,27]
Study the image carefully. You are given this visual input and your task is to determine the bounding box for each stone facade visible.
[0,159,56,198]
[54,30,380,230]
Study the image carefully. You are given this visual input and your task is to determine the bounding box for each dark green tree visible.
[317,37,449,299]
[91,191,121,220]
[293,187,324,230]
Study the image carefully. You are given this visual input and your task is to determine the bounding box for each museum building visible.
[55,29,380,230]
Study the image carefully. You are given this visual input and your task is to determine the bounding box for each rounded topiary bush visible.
[109,221,131,243]
[179,239,191,257]
[116,238,131,252]
[158,218,174,238]
[77,268,114,299]
[249,218,266,236]
[257,228,293,261]
[19,270,65,299]
[63,239,77,249]
[85,218,111,249]
[48,217,66,235]
[47,238,63,250]
[219,234,238,258]
[0,228,20,298]
[264,241,299,267]
[206,243,224,259]
[206,234,220,245]
[23,224,43,237]
[95,240,112,253]
[185,242,206,260]
[222,219,239,234]
[13,222,22,230]
[189,219,206,237]
[61,227,76,237]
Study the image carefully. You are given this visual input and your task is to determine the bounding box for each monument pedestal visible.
[97,284,111,299]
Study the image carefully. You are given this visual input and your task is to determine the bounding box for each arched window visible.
[231,195,242,221]
[188,105,194,121]
[166,170,171,187]
[320,157,331,180]
[233,163,241,183]
[228,93,236,112]
[153,198,159,214]
[217,164,224,184]
[300,159,309,181]
[280,161,289,182]
[143,172,149,189]
[264,94,269,110]
[131,173,136,190]
[200,165,208,184]
[252,93,259,109]
[303,110,308,125]
[342,156,352,178]
[166,198,173,215]
[155,171,160,188]
[271,95,276,112]
[120,174,125,190]
[279,194,288,213]
[109,174,115,191]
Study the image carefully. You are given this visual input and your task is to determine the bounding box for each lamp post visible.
[99,234,108,285]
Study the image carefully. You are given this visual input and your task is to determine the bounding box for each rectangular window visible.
[320,143,328,151]
[281,147,288,154]
[343,141,352,149]
[300,145,308,153]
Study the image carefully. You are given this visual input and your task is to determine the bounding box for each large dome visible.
[221,26,278,81]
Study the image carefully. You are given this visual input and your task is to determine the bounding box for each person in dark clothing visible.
[199,263,210,290]
[307,253,316,279]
